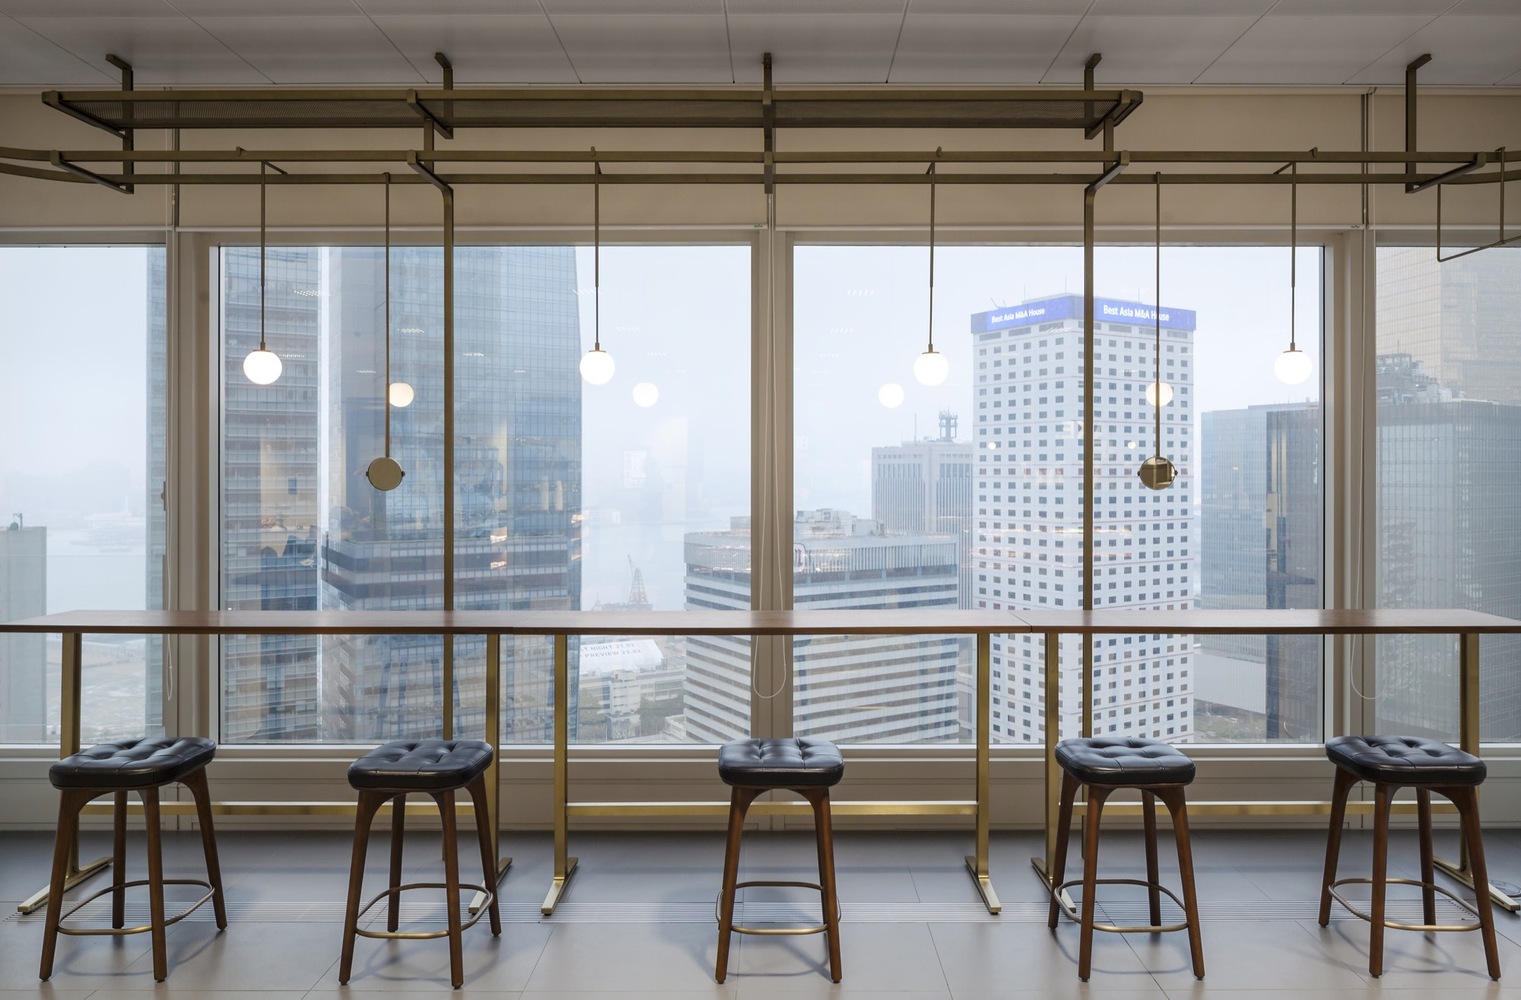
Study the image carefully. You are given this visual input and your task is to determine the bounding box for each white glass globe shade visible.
[388,381,415,408]
[1144,380,1174,407]
[632,381,659,407]
[1274,347,1312,386]
[877,383,905,408]
[579,348,615,385]
[243,348,282,385]
[913,348,949,386]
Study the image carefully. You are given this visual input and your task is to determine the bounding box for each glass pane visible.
[0,246,165,744]
[1375,245,1521,742]
[794,244,1323,746]
[220,243,749,745]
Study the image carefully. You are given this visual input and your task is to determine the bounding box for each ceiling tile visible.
[908,0,1090,12]
[0,15,116,86]
[541,0,721,12]
[1452,0,1521,12]
[13,15,269,85]
[1086,0,1272,12]
[891,14,1081,84]
[192,15,424,84]
[175,0,361,14]
[358,0,543,12]
[0,0,174,15]
[728,13,901,83]
[1270,0,1450,12]
[729,0,903,11]
[371,14,577,84]
[1345,16,1521,86]
[1046,15,1260,85]
[548,13,734,83]
[1195,15,1432,85]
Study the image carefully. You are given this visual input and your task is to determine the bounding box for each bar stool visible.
[1318,734,1500,980]
[1046,736,1204,981]
[338,738,501,990]
[40,735,227,983]
[714,737,844,984]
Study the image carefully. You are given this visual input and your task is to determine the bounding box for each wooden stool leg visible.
[339,790,386,985]
[40,788,90,981]
[466,774,502,935]
[1319,766,1356,926]
[387,792,406,933]
[1449,786,1501,981]
[715,785,760,983]
[182,767,227,929]
[1416,787,1436,927]
[141,786,168,982]
[1158,786,1205,980]
[808,787,843,983]
[1368,781,1393,978]
[1047,770,1079,929]
[111,789,128,929]
[1142,790,1162,927]
[1078,785,1111,982]
[433,789,465,989]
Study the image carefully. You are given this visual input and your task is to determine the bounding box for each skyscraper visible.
[683,510,961,744]
[969,294,1197,744]
[1198,403,1323,740]
[220,245,583,744]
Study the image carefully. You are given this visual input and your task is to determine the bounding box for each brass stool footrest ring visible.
[55,878,216,937]
[1328,877,1486,933]
[1052,877,1192,934]
[353,881,495,940]
[716,879,841,936]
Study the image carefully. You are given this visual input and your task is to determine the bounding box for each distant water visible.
[45,528,148,613]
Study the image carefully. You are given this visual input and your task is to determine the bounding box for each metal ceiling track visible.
[3,52,1517,194]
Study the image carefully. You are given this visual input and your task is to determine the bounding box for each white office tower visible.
[969,295,1197,744]
[683,510,961,744]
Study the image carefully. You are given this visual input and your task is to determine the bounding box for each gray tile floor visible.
[5,824,1521,997]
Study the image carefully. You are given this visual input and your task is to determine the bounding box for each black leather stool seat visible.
[50,736,217,789]
[347,739,493,791]
[1325,734,1485,786]
[718,737,844,788]
[1055,736,1196,787]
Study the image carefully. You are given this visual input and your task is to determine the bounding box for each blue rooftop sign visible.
[971,294,1196,334]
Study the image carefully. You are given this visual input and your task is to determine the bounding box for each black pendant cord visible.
[1153,173,1162,461]
[593,148,602,353]
[1289,162,1298,353]
[383,171,392,459]
[926,150,938,353]
[258,160,267,352]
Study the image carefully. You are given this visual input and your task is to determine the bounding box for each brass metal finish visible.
[545,632,578,915]
[968,631,999,912]
[1328,876,1489,931]
[350,879,495,939]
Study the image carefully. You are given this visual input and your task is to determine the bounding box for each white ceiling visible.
[1,0,1519,90]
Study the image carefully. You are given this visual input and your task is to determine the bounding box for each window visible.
[1375,245,1521,741]
[794,244,1324,745]
[0,246,166,744]
[218,244,750,745]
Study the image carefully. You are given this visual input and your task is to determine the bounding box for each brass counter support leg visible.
[21,630,110,915]
[1032,631,1064,900]
[964,631,1001,913]
[543,633,577,914]
[471,633,510,914]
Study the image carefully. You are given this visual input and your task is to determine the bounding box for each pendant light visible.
[366,173,405,492]
[1138,174,1177,491]
[579,152,615,385]
[1273,162,1312,385]
[913,152,949,387]
[242,160,283,385]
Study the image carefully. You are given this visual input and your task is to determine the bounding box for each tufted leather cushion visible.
[347,739,494,791]
[718,738,844,788]
[1055,736,1195,787]
[1326,734,1486,787]
[50,736,217,790]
